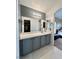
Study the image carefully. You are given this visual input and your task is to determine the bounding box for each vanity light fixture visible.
[33,12,41,18]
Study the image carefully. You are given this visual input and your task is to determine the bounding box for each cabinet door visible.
[23,39,32,55]
[33,37,41,50]
[20,40,23,56]
[41,36,46,47]
[46,34,51,45]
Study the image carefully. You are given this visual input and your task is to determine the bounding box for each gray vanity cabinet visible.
[32,37,41,50]
[20,34,51,56]
[40,35,46,47]
[46,34,51,45]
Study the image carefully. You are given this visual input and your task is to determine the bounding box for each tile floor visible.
[20,45,62,59]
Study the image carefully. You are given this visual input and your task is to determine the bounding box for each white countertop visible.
[20,31,52,40]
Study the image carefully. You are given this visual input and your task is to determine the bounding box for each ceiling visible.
[20,0,62,13]
[32,0,62,12]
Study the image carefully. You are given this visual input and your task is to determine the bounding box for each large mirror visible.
[21,16,41,33]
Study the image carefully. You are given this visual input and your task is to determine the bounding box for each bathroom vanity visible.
[20,32,51,56]
[19,16,53,56]
[19,5,53,56]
